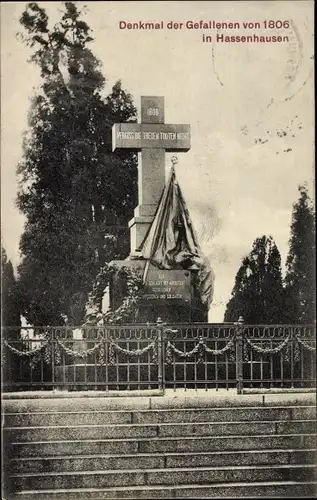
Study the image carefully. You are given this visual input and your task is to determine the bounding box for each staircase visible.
[3,391,317,499]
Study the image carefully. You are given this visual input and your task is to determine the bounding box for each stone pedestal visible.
[110,259,208,323]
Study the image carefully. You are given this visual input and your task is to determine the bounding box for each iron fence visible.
[2,319,316,393]
[2,325,160,392]
[163,323,237,390]
[241,323,316,390]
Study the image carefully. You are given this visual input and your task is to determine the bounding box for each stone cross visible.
[112,96,191,255]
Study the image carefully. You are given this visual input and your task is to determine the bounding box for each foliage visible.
[224,236,284,324]
[1,247,21,386]
[1,247,21,328]
[85,263,144,325]
[284,185,315,324]
[16,2,138,325]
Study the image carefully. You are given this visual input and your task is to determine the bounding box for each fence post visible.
[51,328,55,392]
[235,316,244,395]
[156,317,165,393]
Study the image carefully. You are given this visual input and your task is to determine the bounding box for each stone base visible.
[110,259,208,323]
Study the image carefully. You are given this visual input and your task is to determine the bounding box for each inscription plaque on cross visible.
[112,96,191,255]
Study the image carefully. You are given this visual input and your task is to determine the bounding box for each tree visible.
[284,185,315,324]
[16,2,137,325]
[1,247,21,387]
[1,247,21,328]
[224,236,284,324]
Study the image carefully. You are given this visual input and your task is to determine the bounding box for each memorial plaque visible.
[142,269,191,303]
[112,123,190,152]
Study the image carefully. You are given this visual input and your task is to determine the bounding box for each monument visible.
[55,96,213,387]
[110,96,213,323]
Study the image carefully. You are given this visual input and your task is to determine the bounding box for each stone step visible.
[11,464,317,491]
[139,433,316,454]
[5,419,316,443]
[11,433,315,457]
[133,406,316,424]
[10,481,317,499]
[4,405,316,427]
[3,394,316,499]
[5,424,158,442]
[3,392,316,414]
[4,411,132,427]
[10,449,317,473]
[4,411,131,427]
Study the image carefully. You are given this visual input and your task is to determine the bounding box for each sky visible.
[1,1,314,322]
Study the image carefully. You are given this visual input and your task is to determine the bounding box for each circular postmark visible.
[211,18,307,107]
[284,19,303,86]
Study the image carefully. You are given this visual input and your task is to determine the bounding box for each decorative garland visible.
[108,339,158,365]
[204,339,235,355]
[245,336,290,354]
[56,337,104,359]
[4,335,158,366]
[166,340,201,359]
[4,328,314,365]
[295,336,316,352]
[3,339,49,357]
[3,338,59,368]
[165,337,235,365]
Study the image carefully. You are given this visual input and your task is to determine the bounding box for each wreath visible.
[84,263,145,325]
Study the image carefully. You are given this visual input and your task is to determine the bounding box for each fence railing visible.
[2,319,316,393]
